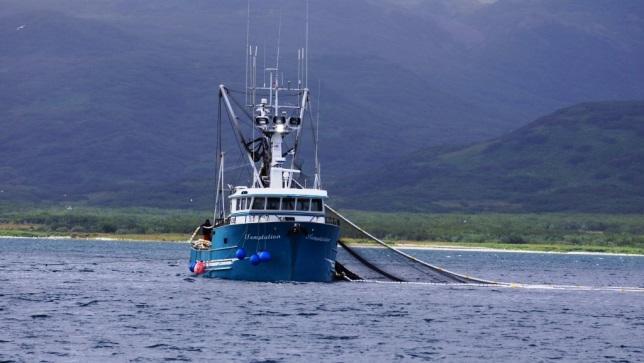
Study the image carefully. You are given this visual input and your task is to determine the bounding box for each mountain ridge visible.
[335,100,644,212]
[1,1,644,209]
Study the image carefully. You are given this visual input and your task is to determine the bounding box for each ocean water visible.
[1,238,643,362]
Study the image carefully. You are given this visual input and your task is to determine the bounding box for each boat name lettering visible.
[244,233,281,240]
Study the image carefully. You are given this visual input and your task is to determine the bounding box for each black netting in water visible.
[328,206,498,285]
[337,241,479,283]
[336,242,402,282]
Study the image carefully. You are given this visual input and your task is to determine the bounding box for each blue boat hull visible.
[189,222,339,282]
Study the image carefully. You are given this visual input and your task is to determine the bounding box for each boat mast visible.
[218,0,321,192]
[305,0,309,89]
[314,81,321,188]
[244,0,250,107]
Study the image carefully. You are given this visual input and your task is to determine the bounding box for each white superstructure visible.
[215,40,329,226]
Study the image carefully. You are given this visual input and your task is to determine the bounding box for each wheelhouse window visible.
[311,199,323,212]
[252,197,266,210]
[267,197,280,210]
[235,197,253,211]
[282,197,295,210]
[296,198,310,211]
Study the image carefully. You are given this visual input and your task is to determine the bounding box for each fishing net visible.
[327,206,499,285]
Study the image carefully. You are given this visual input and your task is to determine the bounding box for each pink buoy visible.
[194,261,205,275]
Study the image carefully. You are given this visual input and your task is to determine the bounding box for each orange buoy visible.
[194,261,206,275]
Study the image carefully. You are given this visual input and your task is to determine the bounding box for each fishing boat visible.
[188,23,341,281]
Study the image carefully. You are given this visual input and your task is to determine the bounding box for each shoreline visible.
[378,243,644,257]
[1,234,643,257]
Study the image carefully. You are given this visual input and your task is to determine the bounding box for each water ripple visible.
[0,237,642,362]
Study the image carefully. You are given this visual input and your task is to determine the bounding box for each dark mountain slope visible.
[1,1,644,208]
[337,101,644,213]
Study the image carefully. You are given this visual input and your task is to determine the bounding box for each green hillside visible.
[337,101,644,212]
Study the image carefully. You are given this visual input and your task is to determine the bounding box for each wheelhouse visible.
[228,186,328,224]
